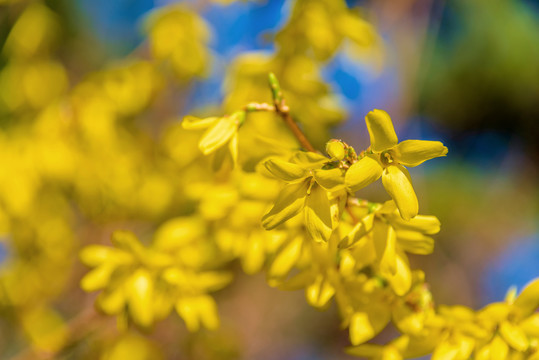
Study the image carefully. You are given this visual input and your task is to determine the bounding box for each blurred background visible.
[0,0,538,359]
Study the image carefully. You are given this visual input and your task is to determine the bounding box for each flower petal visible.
[339,213,374,249]
[268,235,303,279]
[365,109,398,152]
[306,274,335,309]
[345,156,383,193]
[396,230,434,255]
[349,304,391,346]
[199,117,237,155]
[373,220,397,276]
[262,181,309,230]
[393,140,448,167]
[513,278,539,319]
[314,168,345,191]
[304,184,333,243]
[127,269,154,327]
[388,251,412,296]
[265,158,307,182]
[499,321,528,352]
[390,214,441,235]
[241,233,265,275]
[228,133,238,166]
[182,115,218,130]
[290,151,329,168]
[382,165,418,221]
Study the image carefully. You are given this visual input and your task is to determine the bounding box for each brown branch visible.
[267,73,317,153]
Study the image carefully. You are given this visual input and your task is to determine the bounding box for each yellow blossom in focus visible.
[345,109,448,220]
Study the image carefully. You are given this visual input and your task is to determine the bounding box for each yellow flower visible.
[261,151,345,242]
[182,111,245,167]
[345,109,447,220]
[476,279,539,356]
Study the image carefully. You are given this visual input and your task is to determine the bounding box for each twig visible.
[267,73,317,153]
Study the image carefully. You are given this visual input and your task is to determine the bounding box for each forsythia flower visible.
[182,111,245,167]
[475,279,539,358]
[345,109,448,220]
[80,229,231,330]
[261,151,345,242]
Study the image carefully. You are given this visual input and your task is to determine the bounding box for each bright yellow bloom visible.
[261,151,345,242]
[345,109,448,220]
[182,111,245,167]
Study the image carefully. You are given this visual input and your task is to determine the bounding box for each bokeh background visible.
[0,0,538,359]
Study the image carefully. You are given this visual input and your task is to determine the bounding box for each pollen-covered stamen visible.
[380,150,395,166]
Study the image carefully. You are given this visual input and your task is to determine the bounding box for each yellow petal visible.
[392,302,424,335]
[339,213,374,249]
[290,151,329,168]
[349,312,375,346]
[196,271,233,292]
[345,156,383,192]
[490,335,509,360]
[228,132,238,166]
[304,184,333,242]
[365,109,398,152]
[477,335,509,360]
[262,180,309,230]
[211,144,232,171]
[382,165,418,221]
[499,321,528,352]
[268,235,303,279]
[265,158,307,181]
[79,245,121,267]
[396,230,434,255]
[306,274,335,309]
[388,252,412,296]
[392,140,448,167]
[127,269,154,327]
[314,168,345,191]
[519,313,539,337]
[80,263,115,292]
[181,115,218,130]
[153,216,205,251]
[241,233,265,275]
[373,220,397,276]
[514,278,539,318]
[199,117,237,155]
[390,214,441,235]
[198,295,220,331]
[97,287,126,315]
[176,297,200,332]
[432,341,460,360]
[349,305,391,346]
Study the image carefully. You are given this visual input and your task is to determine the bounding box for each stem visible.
[267,73,316,153]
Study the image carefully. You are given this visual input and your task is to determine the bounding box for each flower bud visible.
[326,140,346,160]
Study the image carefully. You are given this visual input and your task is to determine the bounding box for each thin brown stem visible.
[267,73,317,153]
